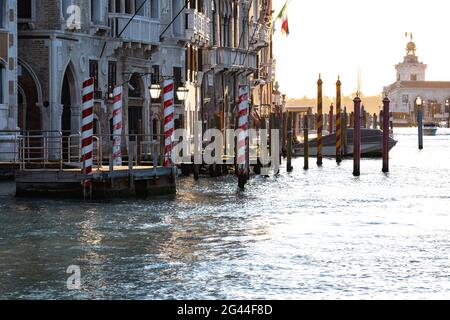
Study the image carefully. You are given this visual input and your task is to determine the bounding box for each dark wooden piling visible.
[343,107,348,155]
[382,97,390,173]
[260,116,268,173]
[353,96,361,176]
[336,78,342,163]
[287,112,293,172]
[269,113,275,158]
[373,113,378,129]
[329,103,334,133]
[317,75,323,166]
[418,106,424,150]
[272,112,281,175]
[274,112,282,167]
[303,115,309,170]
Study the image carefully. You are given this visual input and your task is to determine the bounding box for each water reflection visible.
[1,128,450,299]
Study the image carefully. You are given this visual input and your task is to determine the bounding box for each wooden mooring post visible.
[128,141,135,189]
[282,112,288,158]
[417,98,424,150]
[343,107,348,155]
[336,77,342,163]
[317,75,323,166]
[303,115,309,170]
[287,112,293,172]
[329,103,334,134]
[353,96,361,177]
[382,96,390,173]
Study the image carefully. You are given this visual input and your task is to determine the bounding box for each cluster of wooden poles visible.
[284,75,392,176]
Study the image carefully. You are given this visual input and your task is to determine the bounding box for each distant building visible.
[384,39,450,126]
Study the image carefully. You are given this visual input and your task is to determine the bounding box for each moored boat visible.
[294,128,397,158]
[423,123,438,136]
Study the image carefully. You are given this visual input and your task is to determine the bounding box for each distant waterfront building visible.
[384,39,450,126]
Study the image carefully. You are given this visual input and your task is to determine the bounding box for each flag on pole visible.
[275,0,290,36]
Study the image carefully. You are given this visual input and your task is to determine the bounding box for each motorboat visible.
[294,128,397,158]
[423,123,438,136]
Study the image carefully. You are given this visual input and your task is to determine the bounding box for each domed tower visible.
[395,34,427,81]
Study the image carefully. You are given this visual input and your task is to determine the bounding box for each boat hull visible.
[294,128,397,158]
[423,128,438,136]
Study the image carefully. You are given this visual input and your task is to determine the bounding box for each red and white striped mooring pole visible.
[81,77,94,198]
[112,85,123,166]
[163,79,175,167]
[237,85,249,189]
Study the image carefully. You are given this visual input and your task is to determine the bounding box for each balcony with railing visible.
[210,47,257,71]
[109,13,160,45]
[250,22,271,49]
[185,9,211,44]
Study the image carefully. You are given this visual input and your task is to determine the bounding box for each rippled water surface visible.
[1,128,450,299]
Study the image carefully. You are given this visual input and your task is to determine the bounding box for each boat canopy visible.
[285,106,311,113]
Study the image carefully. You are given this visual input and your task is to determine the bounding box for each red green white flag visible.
[276,0,290,36]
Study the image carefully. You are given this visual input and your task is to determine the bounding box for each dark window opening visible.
[185,45,191,82]
[109,117,114,138]
[152,118,158,140]
[93,118,99,135]
[174,67,182,104]
[0,1,5,27]
[136,0,146,15]
[89,60,99,91]
[108,61,117,97]
[128,74,142,98]
[150,0,158,18]
[125,0,132,14]
[91,0,104,23]
[198,48,203,72]
[18,0,32,20]
[151,65,160,84]
[128,106,142,141]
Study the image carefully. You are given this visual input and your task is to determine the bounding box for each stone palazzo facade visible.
[0,0,277,160]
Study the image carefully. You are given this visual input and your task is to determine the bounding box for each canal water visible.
[1,128,450,299]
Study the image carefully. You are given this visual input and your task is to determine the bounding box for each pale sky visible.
[273,0,450,98]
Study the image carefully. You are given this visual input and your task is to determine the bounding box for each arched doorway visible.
[18,61,43,160]
[128,73,145,142]
[60,63,78,161]
[61,65,76,134]
[17,63,42,132]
